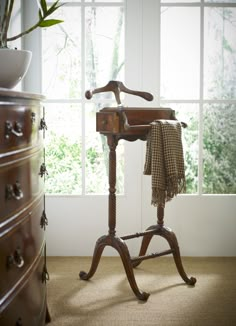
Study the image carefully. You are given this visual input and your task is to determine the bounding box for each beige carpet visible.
[47,256,236,326]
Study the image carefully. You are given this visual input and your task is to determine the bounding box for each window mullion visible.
[198,0,204,195]
[81,2,86,195]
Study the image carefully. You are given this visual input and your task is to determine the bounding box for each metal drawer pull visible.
[6,248,25,269]
[31,111,36,123]
[5,181,24,200]
[5,120,23,138]
[14,248,25,268]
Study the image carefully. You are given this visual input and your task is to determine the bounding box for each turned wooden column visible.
[157,205,164,226]
[107,135,118,236]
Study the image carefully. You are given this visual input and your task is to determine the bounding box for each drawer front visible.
[0,103,43,155]
[0,198,45,299]
[97,108,175,135]
[0,149,44,222]
[96,111,120,133]
[0,251,47,326]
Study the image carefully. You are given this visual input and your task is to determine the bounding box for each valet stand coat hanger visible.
[80,80,196,301]
[85,80,154,105]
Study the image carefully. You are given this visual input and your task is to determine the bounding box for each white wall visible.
[45,156,236,257]
[141,174,236,257]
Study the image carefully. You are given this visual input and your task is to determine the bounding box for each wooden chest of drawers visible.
[0,89,49,325]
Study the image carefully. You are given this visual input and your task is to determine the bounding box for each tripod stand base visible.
[80,224,196,301]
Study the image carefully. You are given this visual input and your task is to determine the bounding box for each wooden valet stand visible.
[79,81,196,301]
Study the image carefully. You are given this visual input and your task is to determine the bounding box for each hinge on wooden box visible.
[40,210,48,230]
[39,163,48,177]
[39,117,47,131]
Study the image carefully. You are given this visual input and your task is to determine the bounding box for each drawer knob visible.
[5,120,23,139]
[6,247,24,269]
[5,181,24,200]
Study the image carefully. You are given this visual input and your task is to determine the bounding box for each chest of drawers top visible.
[0,88,45,102]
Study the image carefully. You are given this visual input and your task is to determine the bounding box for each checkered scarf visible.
[144,120,186,207]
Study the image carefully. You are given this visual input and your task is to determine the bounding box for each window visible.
[160,0,236,194]
[41,0,236,195]
[42,0,125,194]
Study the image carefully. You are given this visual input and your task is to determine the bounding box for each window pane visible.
[85,6,124,89]
[204,7,236,100]
[45,104,82,194]
[161,7,200,99]
[42,6,81,99]
[162,103,199,193]
[203,104,236,194]
[85,103,124,194]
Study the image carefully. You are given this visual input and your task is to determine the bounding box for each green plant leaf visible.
[39,19,63,27]
[46,1,63,17]
[38,8,43,20]
[40,0,48,15]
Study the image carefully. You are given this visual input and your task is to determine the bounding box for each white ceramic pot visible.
[0,48,32,89]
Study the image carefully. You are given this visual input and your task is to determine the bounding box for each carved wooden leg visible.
[80,234,149,300]
[80,135,118,281]
[112,236,150,300]
[80,135,157,300]
[132,225,155,268]
[155,225,196,285]
[157,205,196,285]
[163,228,196,285]
[79,235,106,280]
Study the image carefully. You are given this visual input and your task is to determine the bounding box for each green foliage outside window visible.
[203,104,236,194]
[45,131,82,194]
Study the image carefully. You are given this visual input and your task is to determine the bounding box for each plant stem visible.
[0,0,8,32]
[0,0,63,47]
[7,21,42,42]
[1,0,14,47]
